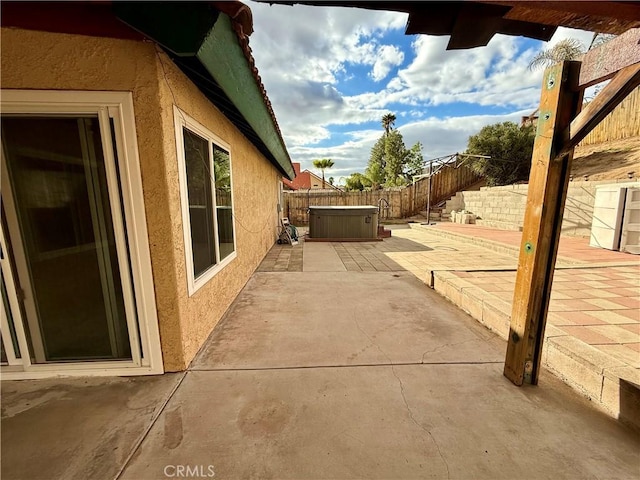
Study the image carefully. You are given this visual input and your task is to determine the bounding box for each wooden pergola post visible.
[504,29,640,386]
[503,61,582,385]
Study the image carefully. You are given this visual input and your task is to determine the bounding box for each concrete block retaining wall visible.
[444,180,634,237]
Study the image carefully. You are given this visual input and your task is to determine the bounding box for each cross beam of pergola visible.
[504,28,640,385]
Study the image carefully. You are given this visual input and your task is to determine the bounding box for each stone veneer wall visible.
[445,179,638,237]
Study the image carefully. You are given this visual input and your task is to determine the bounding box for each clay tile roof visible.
[213,1,254,35]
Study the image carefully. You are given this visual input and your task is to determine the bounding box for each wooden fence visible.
[579,86,640,145]
[283,163,481,224]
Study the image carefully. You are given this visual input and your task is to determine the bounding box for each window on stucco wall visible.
[174,108,236,296]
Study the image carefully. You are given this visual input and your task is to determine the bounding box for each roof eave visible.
[114,2,295,180]
[197,13,294,179]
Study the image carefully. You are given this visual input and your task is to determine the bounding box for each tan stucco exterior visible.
[2,27,281,370]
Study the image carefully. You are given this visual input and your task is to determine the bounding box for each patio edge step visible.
[409,223,521,257]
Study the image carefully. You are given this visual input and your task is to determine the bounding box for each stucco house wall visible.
[2,27,281,371]
[154,48,281,369]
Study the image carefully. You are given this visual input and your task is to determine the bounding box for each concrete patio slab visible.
[121,365,639,480]
[303,242,346,272]
[1,374,182,480]
[192,272,504,370]
[3,225,639,480]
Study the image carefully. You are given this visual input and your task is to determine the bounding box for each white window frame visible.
[0,90,163,379]
[174,107,237,296]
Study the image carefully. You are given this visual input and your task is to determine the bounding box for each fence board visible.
[284,164,481,224]
[579,86,640,145]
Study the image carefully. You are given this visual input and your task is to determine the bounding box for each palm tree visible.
[381,113,396,135]
[312,158,334,189]
[528,38,585,71]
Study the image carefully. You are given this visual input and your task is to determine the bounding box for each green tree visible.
[528,38,584,71]
[344,172,372,191]
[383,130,408,186]
[404,142,424,181]
[366,113,425,188]
[312,158,334,189]
[365,136,386,189]
[328,177,335,185]
[465,121,535,186]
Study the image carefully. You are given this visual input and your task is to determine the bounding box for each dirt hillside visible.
[571,136,640,181]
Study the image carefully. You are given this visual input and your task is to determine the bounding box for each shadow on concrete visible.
[619,379,640,430]
[378,236,434,252]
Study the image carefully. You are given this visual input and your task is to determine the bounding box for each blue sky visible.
[248,2,595,183]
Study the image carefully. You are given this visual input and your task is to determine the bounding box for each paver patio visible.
[445,266,640,367]
[409,224,639,370]
[431,223,640,265]
[2,224,639,479]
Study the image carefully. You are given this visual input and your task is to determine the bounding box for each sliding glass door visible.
[1,115,135,363]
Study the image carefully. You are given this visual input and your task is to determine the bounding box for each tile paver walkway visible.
[256,238,304,272]
[258,226,520,275]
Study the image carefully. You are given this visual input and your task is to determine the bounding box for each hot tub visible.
[308,206,379,240]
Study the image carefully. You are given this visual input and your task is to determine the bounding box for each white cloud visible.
[350,33,543,112]
[247,3,596,177]
[346,129,382,141]
[399,111,529,158]
[248,2,408,146]
[248,2,406,83]
[370,45,404,81]
[320,29,554,129]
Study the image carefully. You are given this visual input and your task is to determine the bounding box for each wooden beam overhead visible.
[579,28,640,88]
[258,1,640,49]
[405,4,458,36]
[447,3,553,49]
[447,3,509,49]
[496,1,640,26]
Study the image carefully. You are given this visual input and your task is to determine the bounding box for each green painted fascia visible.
[113,3,219,56]
[197,14,294,180]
